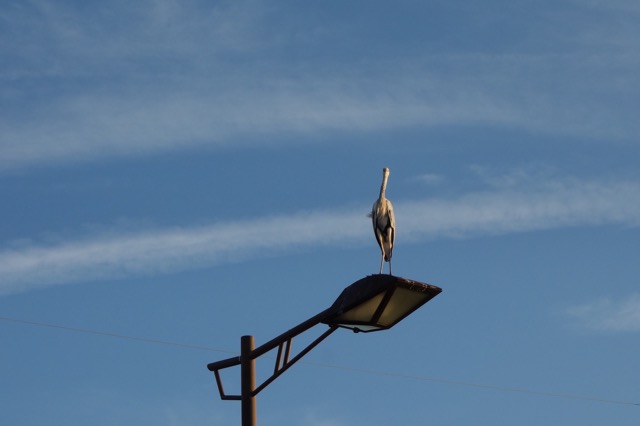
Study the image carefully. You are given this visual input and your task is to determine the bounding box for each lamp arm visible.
[252,325,337,396]
[207,354,241,371]
[207,307,337,400]
[248,306,335,360]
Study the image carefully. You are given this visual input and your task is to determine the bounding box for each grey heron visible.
[369,167,395,275]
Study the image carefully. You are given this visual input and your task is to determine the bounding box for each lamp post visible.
[207,274,442,426]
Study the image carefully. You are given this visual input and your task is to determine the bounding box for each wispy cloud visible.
[0,85,514,171]
[4,62,638,172]
[2,178,639,296]
[400,178,640,240]
[565,294,640,332]
[2,1,639,171]
[407,173,445,186]
[0,210,366,296]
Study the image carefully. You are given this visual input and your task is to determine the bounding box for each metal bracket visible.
[208,324,338,400]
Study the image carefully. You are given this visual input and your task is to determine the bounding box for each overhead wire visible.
[0,315,235,355]
[1,314,638,407]
[299,360,640,407]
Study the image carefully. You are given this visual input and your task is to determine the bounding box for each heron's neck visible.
[379,175,388,199]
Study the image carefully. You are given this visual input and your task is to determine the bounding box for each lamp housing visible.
[322,274,442,333]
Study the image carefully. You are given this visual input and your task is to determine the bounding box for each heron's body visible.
[369,168,395,275]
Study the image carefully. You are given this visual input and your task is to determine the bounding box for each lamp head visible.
[322,275,441,333]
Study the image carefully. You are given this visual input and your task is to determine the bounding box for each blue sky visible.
[1,0,639,424]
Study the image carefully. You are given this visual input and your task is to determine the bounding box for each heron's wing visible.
[367,201,376,219]
[371,201,386,250]
[386,199,395,223]
[385,199,395,250]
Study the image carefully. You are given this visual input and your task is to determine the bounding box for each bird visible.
[369,167,395,275]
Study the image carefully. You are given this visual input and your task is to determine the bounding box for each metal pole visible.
[241,335,256,426]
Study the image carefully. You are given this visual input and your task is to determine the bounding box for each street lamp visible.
[207,274,442,426]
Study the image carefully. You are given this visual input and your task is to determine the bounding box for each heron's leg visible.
[379,254,384,274]
[388,260,392,276]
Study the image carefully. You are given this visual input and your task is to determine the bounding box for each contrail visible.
[1,179,639,296]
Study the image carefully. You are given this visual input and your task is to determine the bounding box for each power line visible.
[0,315,235,355]
[2,315,638,407]
[300,360,640,407]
